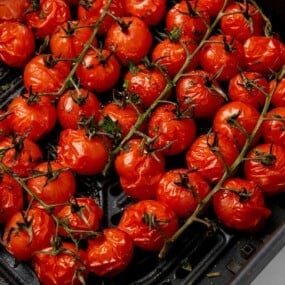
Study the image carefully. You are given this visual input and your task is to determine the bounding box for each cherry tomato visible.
[175,70,225,120]
[244,143,285,195]
[270,77,285,107]
[261,107,285,148]
[26,161,76,207]
[0,136,43,178]
[243,36,284,75]
[123,0,166,26]
[114,138,165,200]
[156,168,210,218]
[25,0,71,39]
[0,110,11,141]
[0,174,24,224]
[212,101,261,150]
[186,132,239,184]
[123,63,169,108]
[23,54,71,94]
[118,199,179,252]
[0,21,35,68]
[189,0,230,18]
[147,103,197,156]
[2,208,56,260]
[77,0,124,35]
[165,0,210,43]
[228,71,269,109]
[76,48,121,93]
[199,34,245,81]
[86,228,134,277]
[32,242,88,285]
[0,0,30,22]
[56,128,110,176]
[213,177,271,232]
[50,20,98,59]
[55,197,103,238]
[220,2,265,43]
[57,88,101,130]
[104,16,153,66]
[7,93,57,141]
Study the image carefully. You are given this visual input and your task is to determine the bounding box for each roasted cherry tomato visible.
[189,0,230,18]
[2,208,56,260]
[270,77,285,107]
[26,161,76,207]
[57,128,110,176]
[7,93,57,141]
[104,16,153,66]
[186,132,239,184]
[114,138,165,200]
[56,88,101,130]
[244,143,285,195]
[212,101,261,150]
[0,21,35,68]
[0,0,30,22]
[0,174,24,224]
[147,103,197,156]
[213,177,271,232]
[86,228,134,277]
[32,242,88,285]
[118,199,179,252]
[156,168,210,218]
[175,70,225,120]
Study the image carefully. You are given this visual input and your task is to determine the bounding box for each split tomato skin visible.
[114,138,166,200]
[86,228,134,277]
[213,178,271,232]
[118,200,179,252]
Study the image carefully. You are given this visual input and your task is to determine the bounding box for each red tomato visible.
[2,208,56,260]
[104,16,153,66]
[123,0,166,26]
[7,94,57,141]
[114,138,165,200]
[220,2,265,43]
[57,128,110,176]
[243,36,284,75]
[165,0,210,43]
[186,132,239,184]
[87,228,134,277]
[76,48,121,93]
[25,0,71,39]
[50,20,98,59]
[228,71,269,109]
[32,242,88,285]
[213,177,271,232]
[0,136,43,177]
[26,161,76,207]
[0,0,30,22]
[262,107,285,148]
[244,143,285,195]
[55,197,103,238]
[212,101,261,150]
[0,21,35,68]
[0,174,24,224]
[77,0,124,35]
[151,36,199,78]
[199,34,245,81]
[57,88,101,130]
[123,63,169,108]
[156,169,210,218]
[0,110,11,141]
[23,54,71,94]
[175,70,225,120]
[118,200,179,251]
[147,103,197,156]
[270,77,285,107]
[189,0,230,18]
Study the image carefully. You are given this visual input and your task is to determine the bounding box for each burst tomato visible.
[213,177,271,232]
[118,199,179,252]
[86,228,134,277]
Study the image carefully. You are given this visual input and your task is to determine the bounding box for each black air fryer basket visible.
[0,1,285,285]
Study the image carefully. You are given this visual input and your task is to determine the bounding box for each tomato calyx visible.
[179,0,200,18]
[25,0,40,14]
[221,186,253,203]
[79,0,94,10]
[226,110,248,135]
[252,147,276,166]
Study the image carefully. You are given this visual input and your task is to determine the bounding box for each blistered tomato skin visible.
[213,178,271,232]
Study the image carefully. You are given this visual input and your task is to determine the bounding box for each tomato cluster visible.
[0,0,285,284]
